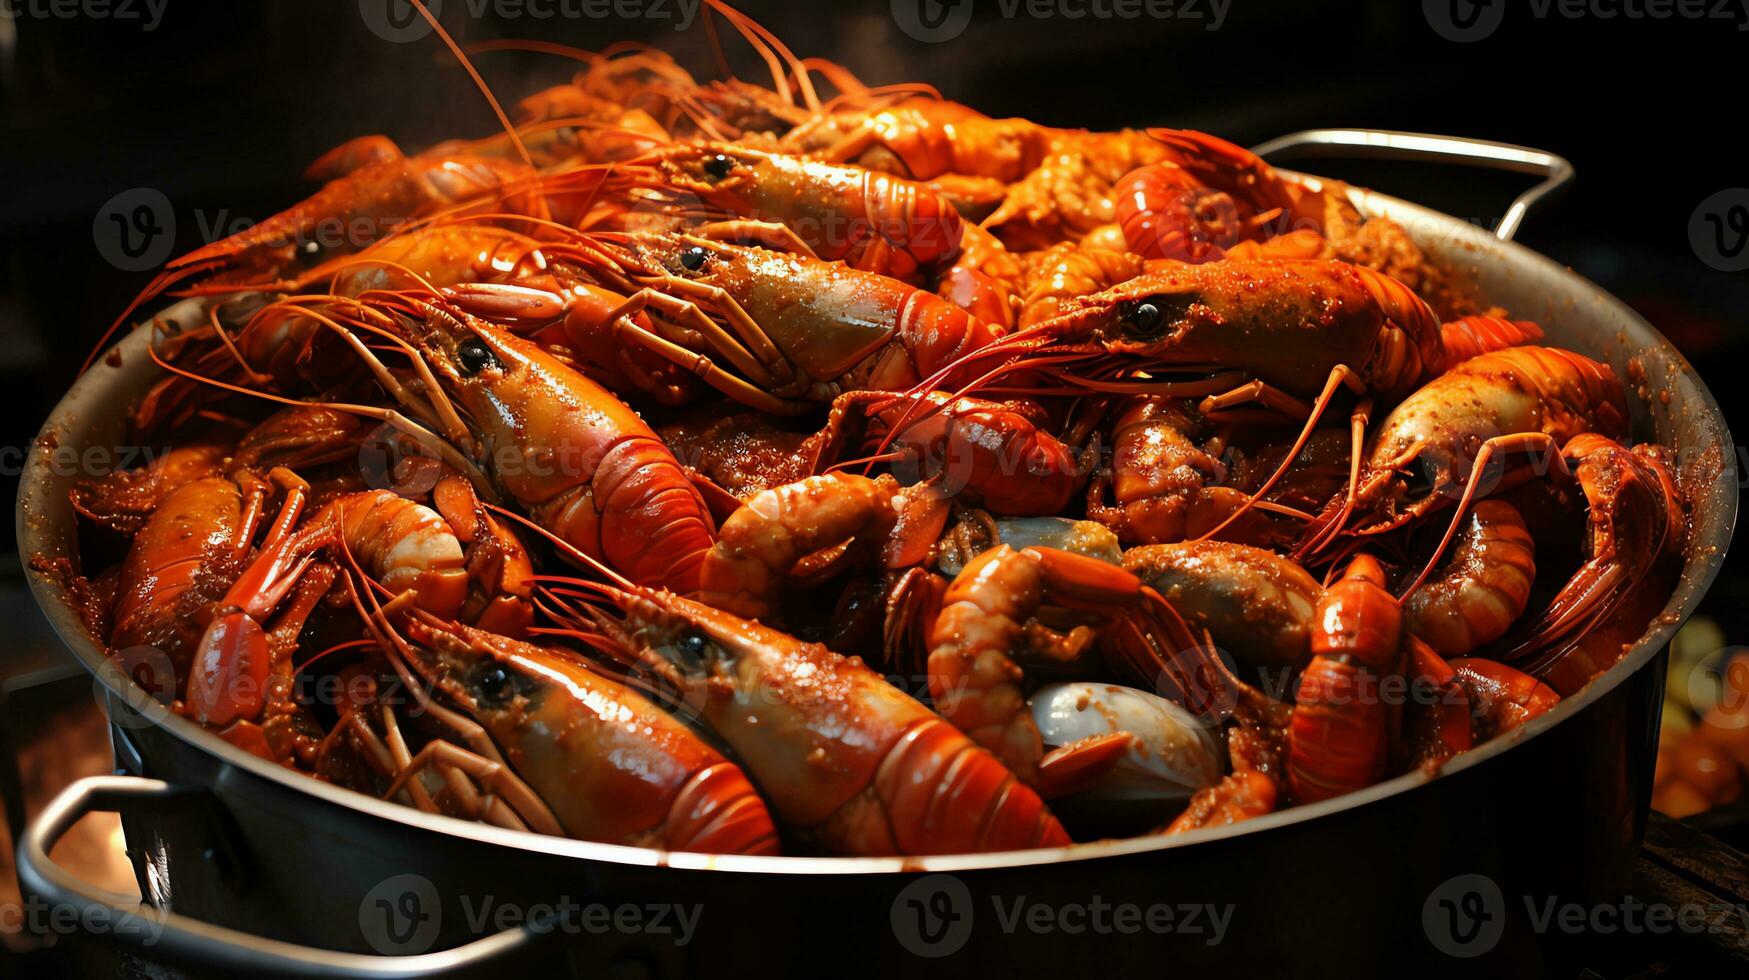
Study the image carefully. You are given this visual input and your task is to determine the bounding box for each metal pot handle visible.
[16,775,537,978]
[1249,129,1574,242]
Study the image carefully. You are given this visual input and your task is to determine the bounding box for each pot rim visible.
[19,179,1737,876]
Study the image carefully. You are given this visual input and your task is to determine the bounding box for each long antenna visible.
[405,0,535,170]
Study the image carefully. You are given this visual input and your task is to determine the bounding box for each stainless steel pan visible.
[13,131,1737,979]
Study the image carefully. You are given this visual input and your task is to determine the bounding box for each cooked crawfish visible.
[555,578,1072,855]
[385,300,720,592]
[595,143,965,281]
[53,4,1700,858]
[375,612,781,853]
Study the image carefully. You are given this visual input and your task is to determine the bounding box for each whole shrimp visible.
[937,259,1446,533]
[1021,258,1446,409]
[367,611,781,854]
[131,224,551,433]
[177,154,547,284]
[594,143,965,281]
[550,577,1071,855]
[579,232,1009,411]
[1300,346,1629,562]
[382,300,720,592]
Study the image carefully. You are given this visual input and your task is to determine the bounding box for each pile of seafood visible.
[49,5,1694,856]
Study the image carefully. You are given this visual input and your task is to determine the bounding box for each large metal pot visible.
[14,131,1738,979]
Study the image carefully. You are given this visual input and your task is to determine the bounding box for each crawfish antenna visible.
[403,0,535,171]
[79,262,222,376]
[703,1,821,112]
[482,503,638,592]
[1197,366,1364,545]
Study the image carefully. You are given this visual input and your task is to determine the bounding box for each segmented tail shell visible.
[1287,659,1389,804]
[1349,265,1445,396]
[1439,316,1545,367]
[1287,556,1399,804]
[851,170,965,278]
[875,718,1070,854]
[662,762,783,856]
[537,435,717,594]
[1403,500,1536,656]
[1112,163,1238,262]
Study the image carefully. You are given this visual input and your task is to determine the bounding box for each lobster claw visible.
[186,609,270,727]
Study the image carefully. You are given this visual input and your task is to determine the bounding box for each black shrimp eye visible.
[702,154,734,181]
[295,239,325,264]
[457,337,499,375]
[477,665,511,703]
[678,246,710,272]
[676,630,710,665]
[1123,301,1165,338]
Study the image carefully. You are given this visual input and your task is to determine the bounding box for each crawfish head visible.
[636,143,768,200]
[394,303,507,384]
[582,588,770,691]
[1034,270,1201,357]
[402,618,547,721]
